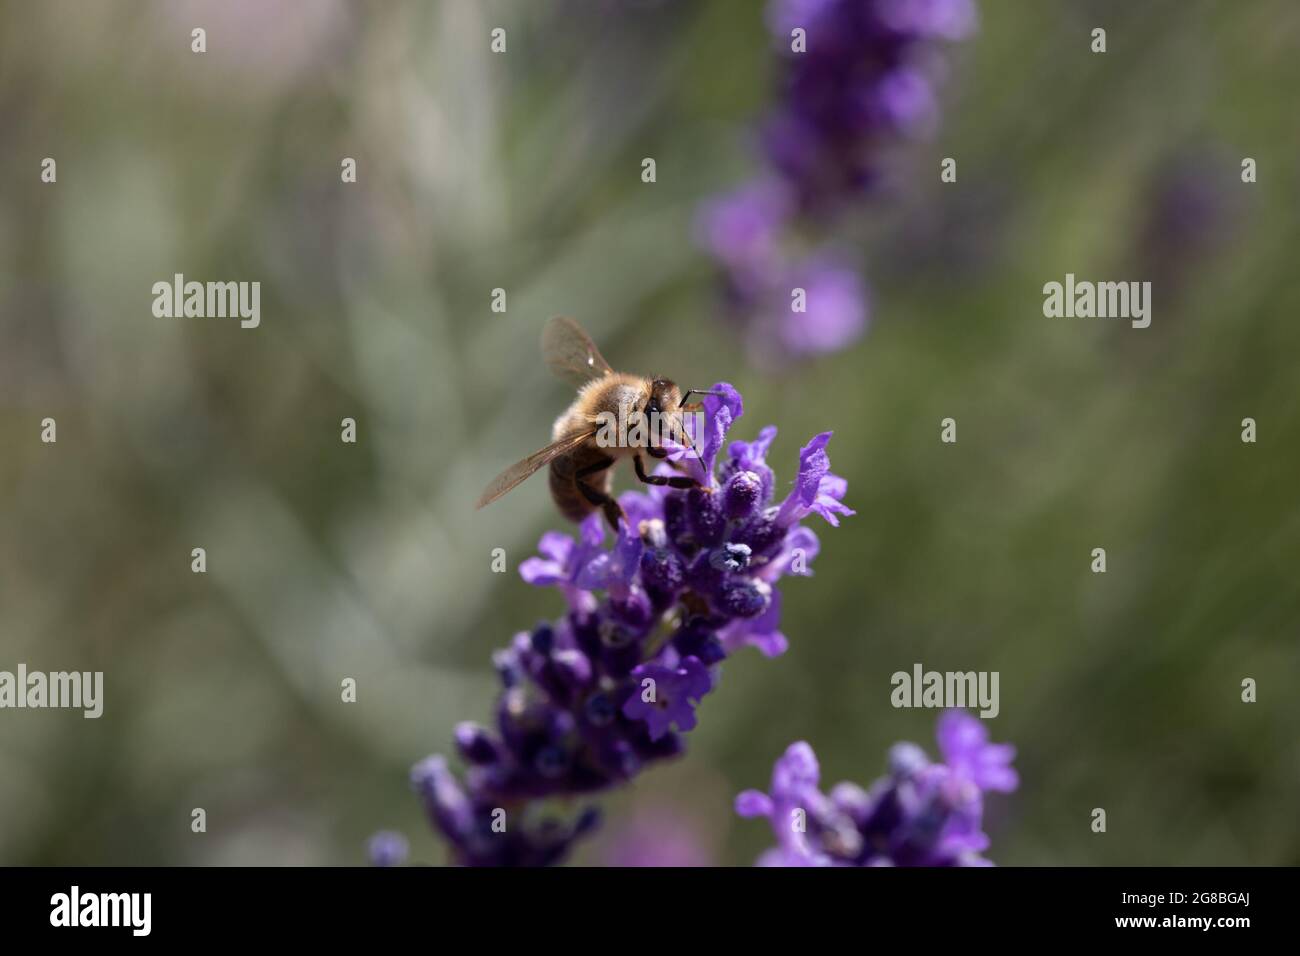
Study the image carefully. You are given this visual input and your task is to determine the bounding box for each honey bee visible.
[475,316,716,529]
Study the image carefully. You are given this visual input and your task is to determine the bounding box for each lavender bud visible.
[673,624,726,666]
[582,692,617,727]
[598,617,637,649]
[544,708,576,742]
[830,782,873,823]
[724,470,763,519]
[454,722,501,765]
[731,509,785,557]
[597,738,642,779]
[530,623,555,655]
[687,487,726,547]
[492,648,522,689]
[600,644,642,679]
[640,546,685,593]
[568,611,602,660]
[687,551,727,597]
[534,745,570,779]
[889,742,930,779]
[540,653,587,700]
[610,589,654,632]
[663,492,694,552]
[718,579,770,618]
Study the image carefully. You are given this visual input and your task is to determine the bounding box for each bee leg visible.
[577,479,624,530]
[576,457,625,530]
[634,453,701,490]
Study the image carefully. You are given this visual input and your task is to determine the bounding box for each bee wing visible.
[542,316,614,387]
[475,428,596,510]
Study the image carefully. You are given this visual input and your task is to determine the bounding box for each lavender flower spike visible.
[737,710,1017,866]
[762,0,979,213]
[410,383,851,865]
[699,0,977,364]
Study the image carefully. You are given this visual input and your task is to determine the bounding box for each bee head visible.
[643,378,685,457]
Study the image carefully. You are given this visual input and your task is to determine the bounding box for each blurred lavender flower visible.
[366,830,409,868]
[699,0,977,363]
[737,710,1016,866]
[412,384,852,866]
[763,0,976,210]
[1136,150,1242,307]
[602,808,717,867]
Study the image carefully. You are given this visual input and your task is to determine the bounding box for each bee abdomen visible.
[549,450,611,523]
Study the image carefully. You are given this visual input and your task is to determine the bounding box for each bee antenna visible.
[685,427,704,468]
[677,389,724,470]
[677,388,727,409]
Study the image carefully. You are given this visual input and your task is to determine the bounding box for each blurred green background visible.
[1,0,1297,866]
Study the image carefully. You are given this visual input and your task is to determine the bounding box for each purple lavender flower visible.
[412,383,852,866]
[777,255,869,358]
[762,0,976,210]
[737,710,1016,866]
[622,656,713,740]
[935,707,1018,792]
[412,755,601,867]
[601,807,717,867]
[366,830,409,868]
[699,0,976,362]
[705,239,871,365]
[734,740,835,865]
[696,179,793,294]
[1136,149,1242,309]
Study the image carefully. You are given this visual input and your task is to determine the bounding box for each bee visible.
[475,316,717,529]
